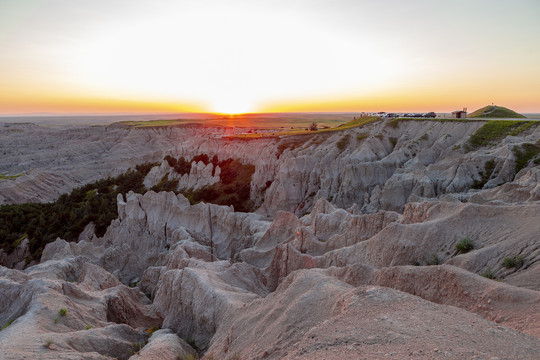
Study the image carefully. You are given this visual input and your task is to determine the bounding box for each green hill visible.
[468,105,526,118]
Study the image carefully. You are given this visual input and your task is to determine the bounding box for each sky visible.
[0,0,539,115]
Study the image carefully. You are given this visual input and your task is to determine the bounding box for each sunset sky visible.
[1,0,539,115]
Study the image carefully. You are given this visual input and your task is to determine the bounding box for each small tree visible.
[309,122,318,131]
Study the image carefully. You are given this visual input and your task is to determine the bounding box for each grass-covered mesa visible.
[229,115,382,139]
[468,105,526,118]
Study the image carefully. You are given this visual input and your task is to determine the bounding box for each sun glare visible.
[210,98,254,115]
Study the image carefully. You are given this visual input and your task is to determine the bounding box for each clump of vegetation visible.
[309,122,318,131]
[388,117,471,129]
[146,325,159,336]
[502,255,525,269]
[43,339,54,349]
[0,162,158,262]
[182,354,199,360]
[389,137,398,148]
[54,317,59,324]
[150,174,180,193]
[226,353,241,360]
[455,237,474,254]
[466,121,538,151]
[165,154,256,212]
[336,134,350,152]
[357,132,369,141]
[131,342,145,355]
[58,308,67,317]
[512,142,540,175]
[0,172,24,180]
[481,269,496,279]
[1,319,14,331]
[472,159,496,189]
[85,324,92,330]
[419,133,429,141]
[426,253,439,266]
[334,116,381,131]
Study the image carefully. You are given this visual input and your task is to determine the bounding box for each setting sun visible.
[210,98,254,115]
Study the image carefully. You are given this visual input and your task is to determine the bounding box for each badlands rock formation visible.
[2,118,540,359]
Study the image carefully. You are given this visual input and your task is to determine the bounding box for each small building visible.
[452,108,468,118]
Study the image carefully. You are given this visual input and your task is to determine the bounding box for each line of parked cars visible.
[362,112,436,118]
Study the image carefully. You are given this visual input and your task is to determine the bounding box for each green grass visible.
[85,324,92,330]
[388,117,474,129]
[58,308,67,317]
[456,237,474,254]
[182,355,199,360]
[0,172,24,180]
[119,119,192,128]
[426,253,439,266]
[502,255,525,269]
[513,142,540,174]
[336,134,350,152]
[230,116,382,139]
[466,121,539,150]
[481,269,496,279]
[357,132,369,141]
[1,319,14,331]
[471,159,496,189]
[468,105,526,119]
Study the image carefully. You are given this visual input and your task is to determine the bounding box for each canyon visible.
[1,117,540,359]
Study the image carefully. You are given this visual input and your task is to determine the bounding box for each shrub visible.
[513,143,540,175]
[58,308,67,317]
[85,324,92,330]
[309,122,318,131]
[336,134,350,152]
[151,174,179,193]
[502,255,525,269]
[455,237,474,254]
[43,339,54,349]
[192,154,210,165]
[481,269,496,279]
[426,253,439,266]
[131,342,144,354]
[357,132,369,141]
[146,325,159,336]
[471,159,496,189]
[182,354,199,360]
